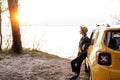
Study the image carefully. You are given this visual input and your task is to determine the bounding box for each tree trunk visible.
[7,0,22,53]
[0,2,2,51]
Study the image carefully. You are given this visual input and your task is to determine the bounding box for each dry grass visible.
[25,50,60,58]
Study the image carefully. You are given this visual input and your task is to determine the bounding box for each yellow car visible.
[85,26,120,80]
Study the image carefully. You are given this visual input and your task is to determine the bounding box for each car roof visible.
[95,25,120,32]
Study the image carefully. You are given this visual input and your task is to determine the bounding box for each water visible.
[2,26,93,58]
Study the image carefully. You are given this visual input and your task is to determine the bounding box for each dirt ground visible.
[0,53,89,80]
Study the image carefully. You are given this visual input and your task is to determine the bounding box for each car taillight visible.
[97,52,111,66]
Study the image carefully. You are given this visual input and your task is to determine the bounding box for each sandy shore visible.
[0,53,89,80]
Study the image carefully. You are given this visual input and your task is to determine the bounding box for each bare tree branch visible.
[113,13,120,24]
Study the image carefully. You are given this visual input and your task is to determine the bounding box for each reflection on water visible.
[2,26,93,58]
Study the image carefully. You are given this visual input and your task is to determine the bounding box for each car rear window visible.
[104,30,120,51]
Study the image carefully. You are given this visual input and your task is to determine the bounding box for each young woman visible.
[70,26,90,80]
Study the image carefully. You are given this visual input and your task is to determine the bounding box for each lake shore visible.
[0,52,89,80]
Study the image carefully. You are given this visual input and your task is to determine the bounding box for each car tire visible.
[84,61,89,73]
[89,72,92,80]
[85,63,88,72]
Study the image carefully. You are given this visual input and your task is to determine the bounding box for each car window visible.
[91,29,99,45]
[104,31,120,51]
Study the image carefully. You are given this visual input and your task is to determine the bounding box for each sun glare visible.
[18,0,33,25]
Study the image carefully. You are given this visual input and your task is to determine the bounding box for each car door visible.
[87,29,99,68]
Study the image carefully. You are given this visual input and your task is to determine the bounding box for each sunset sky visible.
[18,0,120,26]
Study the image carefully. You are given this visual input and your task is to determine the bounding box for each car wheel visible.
[89,72,92,80]
[85,63,88,72]
[84,62,89,73]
